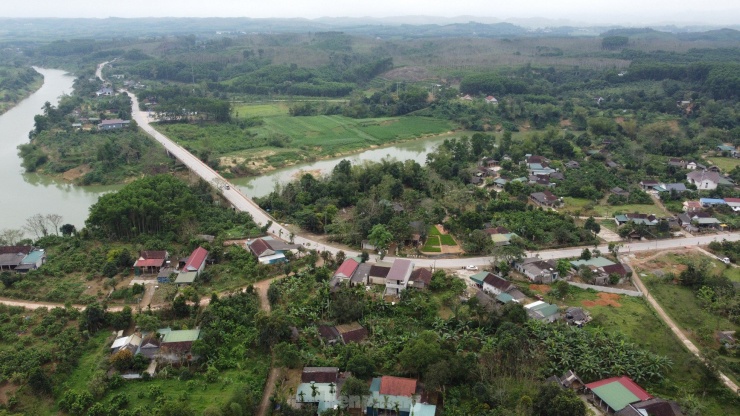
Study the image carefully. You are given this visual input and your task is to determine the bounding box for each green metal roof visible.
[469,272,488,285]
[496,293,514,303]
[162,329,200,343]
[175,271,198,284]
[591,382,640,411]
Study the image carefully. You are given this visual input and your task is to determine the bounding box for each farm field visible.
[561,288,738,415]
[561,197,663,217]
[156,112,457,174]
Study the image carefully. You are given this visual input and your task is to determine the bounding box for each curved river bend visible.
[0,68,446,231]
[0,68,120,232]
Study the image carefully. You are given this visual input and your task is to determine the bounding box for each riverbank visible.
[0,67,44,116]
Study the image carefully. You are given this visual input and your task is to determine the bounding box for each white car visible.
[466,265,479,271]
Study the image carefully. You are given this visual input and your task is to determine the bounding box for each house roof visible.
[531,191,558,204]
[409,268,433,286]
[182,247,208,271]
[99,119,129,126]
[0,246,33,255]
[624,398,684,416]
[0,253,25,267]
[301,367,339,383]
[335,322,368,344]
[571,257,616,268]
[334,258,359,279]
[379,376,417,397]
[683,200,702,208]
[601,263,629,277]
[387,259,413,281]
[135,257,165,268]
[496,292,514,303]
[663,183,687,192]
[688,170,727,185]
[318,325,340,341]
[369,264,391,278]
[586,376,652,412]
[351,263,372,284]
[484,226,510,235]
[160,328,200,343]
[566,307,588,322]
[249,238,275,257]
[141,250,167,259]
[20,250,44,265]
[699,198,726,205]
[482,273,513,292]
[469,271,488,285]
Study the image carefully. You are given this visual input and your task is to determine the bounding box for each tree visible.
[79,303,106,334]
[584,217,600,234]
[24,213,49,239]
[45,214,63,235]
[346,354,375,379]
[341,376,369,409]
[398,331,443,376]
[552,280,570,299]
[60,223,77,237]
[533,382,585,416]
[580,248,592,260]
[556,259,571,278]
[368,224,393,259]
[608,242,622,257]
[0,228,24,245]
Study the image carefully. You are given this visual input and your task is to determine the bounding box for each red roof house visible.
[379,376,417,397]
[586,376,652,413]
[182,247,208,273]
[334,258,359,280]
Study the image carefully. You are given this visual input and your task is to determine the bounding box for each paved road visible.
[623,256,739,394]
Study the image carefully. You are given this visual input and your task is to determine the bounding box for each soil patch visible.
[291,169,323,180]
[583,292,622,308]
[0,382,18,405]
[62,164,91,181]
[529,284,551,294]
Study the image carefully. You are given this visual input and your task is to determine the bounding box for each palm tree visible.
[310,381,318,401]
[298,390,306,403]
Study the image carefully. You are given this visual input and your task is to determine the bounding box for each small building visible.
[724,197,740,212]
[716,144,738,157]
[350,262,372,287]
[610,187,630,198]
[367,376,436,416]
[368,262,392,286]
[600,263,631,283]
[334,258,360,282]
[565,307,591,326]
[585,376,652,414]
[667,158,686,169]
[614,213,658,227]
[408,267,433,290]
[247,237,298,265]
[530,190,560,208]
[717,330,736,349]
[98,119,130,130]
[699,198,726,208]
[0,246,34,271]
[157,328,201,361]
[545,370,584,390]
[485,95,498,104]
[570,257,616,269]
[335,322,369,344]
[133,250,168,275]
[96,87,113,96]
[481,273,514,296]
[639,180,660,191]
[14,249,46,273]
[175,247,208,285]
[682,200,702,213]
[514,258,559,283]
[617,398,684,416]
[524,301,560,323]
[460,94,473,101]
[111,333,142,354]
[295,367,345,412]
[565,160,580,169]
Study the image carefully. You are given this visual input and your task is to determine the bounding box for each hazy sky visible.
[3,0,739,25]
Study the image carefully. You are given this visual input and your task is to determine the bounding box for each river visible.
[0,67,447,233]
[0,68,120,233]
[233,136,446,199]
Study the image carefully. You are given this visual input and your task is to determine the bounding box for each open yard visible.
[563,288,739,415]
[561,197,663,217]
[704,157,740,172]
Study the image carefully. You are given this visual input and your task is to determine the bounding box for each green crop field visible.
[422,235,441,252]
[233,102,290,117]
[705,157,740,172]
[440,234,456,246]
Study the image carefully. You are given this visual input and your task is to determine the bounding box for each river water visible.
[0,68,447,233]
[233,137,446,199]
[0,68,120,233]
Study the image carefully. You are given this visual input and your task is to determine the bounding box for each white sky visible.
[2,0,739,25]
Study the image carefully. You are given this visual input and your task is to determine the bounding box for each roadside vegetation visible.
[0,66,43,114]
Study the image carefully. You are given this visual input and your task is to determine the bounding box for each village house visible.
[408,267,433,290]
[617,398,685,416]
[367,376,436,416]
[175,247,208,285]
[156,327,201,362]
[247,237,299,264]
[638,180,660,191]
[318,322,369,346]
[485,95,498,104]
[716,144,738,157]
[545,370,585,390]
[524,300,560,323]
[133,250,169,275]
[385,259,414,296]
[667,158,686,169]
[98,119,130,130]
[295,367,347,412]
[95,87,113,96]
[514,257,559,283]
[610,187,630,198]
[565,160,580,169]
[0,246,44,272]
[614,213,658,227]
[682,200,703,213]
[530,190,560,208]
[484,226,518,246]
[687,170,733,190]
[565,307,591,326]
[585,376,653,414]
[724,197,740,212]
[481,272,514,295]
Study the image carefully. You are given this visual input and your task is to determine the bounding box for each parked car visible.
[466,265,479,271]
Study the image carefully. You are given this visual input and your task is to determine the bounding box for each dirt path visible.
[622,255,739,394]
[256,367,280,416]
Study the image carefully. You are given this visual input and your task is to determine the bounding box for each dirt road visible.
[623,254,739,394]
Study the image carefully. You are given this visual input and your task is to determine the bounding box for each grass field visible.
[563,288,739,414]
[157,112,456,173]
[704,157,740,172]
[561,197,663,217]
[422,235,441,252]
[427,225,456,246]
